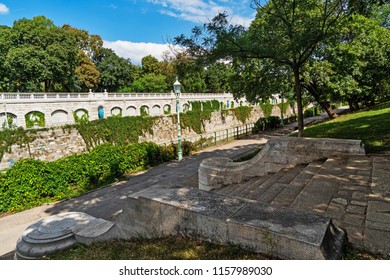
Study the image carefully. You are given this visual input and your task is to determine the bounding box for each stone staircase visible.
[212,154,390,255]
[216,161,323,204]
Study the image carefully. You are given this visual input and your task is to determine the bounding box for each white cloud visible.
[0,3,9,15]
[103,40,172,66]
[147,0,255,26]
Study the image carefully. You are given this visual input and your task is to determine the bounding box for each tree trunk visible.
[304,83,338,119]
[320,100,338,119]
[293,66,304,137]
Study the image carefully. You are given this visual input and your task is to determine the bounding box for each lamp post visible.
[173,77,183,161]
[2,95,8,129]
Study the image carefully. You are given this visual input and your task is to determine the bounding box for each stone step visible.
[254,164,309,204]
[229,174,274,197]
[116,185,346,260]
[291,158,344,213]
[271,160,326,207]
[244,168,290,200]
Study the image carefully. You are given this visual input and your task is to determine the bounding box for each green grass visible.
[301,101,390,153]
[44,236,275,260]
[43,236,388,260]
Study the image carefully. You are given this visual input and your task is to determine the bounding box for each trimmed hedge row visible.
[0,141,194,213]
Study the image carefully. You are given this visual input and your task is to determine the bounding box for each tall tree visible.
[4,16,79,92]
[95,48,134,92]
[175,0,349,136]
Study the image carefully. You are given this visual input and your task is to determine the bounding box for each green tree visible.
[204,62,233,93]
[173,53,206,92]
[95,48,134,92]
[4,16,79,92]
[323,14,390,109]
[175,1,349,136]
[141,55,160,75]
[129,73,168,93]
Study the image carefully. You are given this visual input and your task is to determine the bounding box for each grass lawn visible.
[44,236,274,260]
[44,236,387,260]
[301,101,390,153]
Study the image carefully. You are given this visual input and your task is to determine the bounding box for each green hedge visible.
[0,141,193,213]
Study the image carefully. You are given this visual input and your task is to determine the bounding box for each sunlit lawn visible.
[302,102,390,153]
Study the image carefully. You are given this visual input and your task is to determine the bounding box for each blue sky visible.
[0,0,256,65]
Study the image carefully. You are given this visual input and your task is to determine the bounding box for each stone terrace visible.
[212,154,390,254]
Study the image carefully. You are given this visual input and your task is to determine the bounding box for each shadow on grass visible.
[303,109,390,153]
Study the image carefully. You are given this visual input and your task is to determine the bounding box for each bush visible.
[304,107,321,118]
[252,116,282,133]
[0,140,198,214]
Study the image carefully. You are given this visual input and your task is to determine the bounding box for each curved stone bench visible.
[199,137,365,191]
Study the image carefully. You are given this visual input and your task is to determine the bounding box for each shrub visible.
[252,116,282,133]
[0,139,198,214]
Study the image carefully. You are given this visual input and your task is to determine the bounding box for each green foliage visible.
[303,107,321,118]
[180,111,209,134]
[0,127,36,161]
[127,73,168,93]
[0,141,196,213]
[179,100,222,134]
[73,109,89,124]
[25,111,45,128]
[76,116,154,149]
[232,106,253,124]
[140,106,149,117]
[277,102,288,115]
[260,101,274,118]
[252,116,282,133]
[301,101,390,153]
[163,105,171,115]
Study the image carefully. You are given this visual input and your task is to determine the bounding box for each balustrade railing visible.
[1,91,234,102]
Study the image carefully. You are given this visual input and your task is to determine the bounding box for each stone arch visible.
[25,111,45,128]
[111,107,122,117]
[183,103,190,113]
[74,108,89,123]
[163,104,171,115]
[126,106,137,116]
[0,112,17,128]
[51,110,68,125]
[151,105,161,116]
[140,105,149,116]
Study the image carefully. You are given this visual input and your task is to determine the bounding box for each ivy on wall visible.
[231,106,253,124]
[76,115,154,150]
[25,111,45,128]
[277,102,288,115]
[260,101,274,118]
[0,127,38,162]
[73,109,89,124]
[163,105,171,115]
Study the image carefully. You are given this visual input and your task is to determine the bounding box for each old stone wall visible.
[0,128,87,170]
[1,105,293,170]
